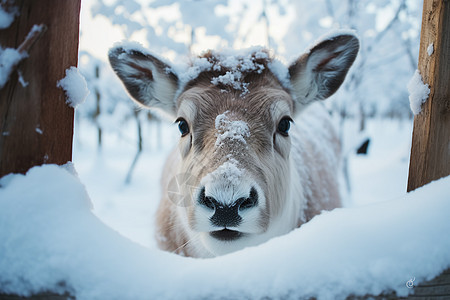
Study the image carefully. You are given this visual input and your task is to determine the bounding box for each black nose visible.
[198,187,258,228]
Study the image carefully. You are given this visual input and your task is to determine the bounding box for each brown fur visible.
[155,54,342,256]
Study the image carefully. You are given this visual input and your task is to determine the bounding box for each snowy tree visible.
[284,0,421,124]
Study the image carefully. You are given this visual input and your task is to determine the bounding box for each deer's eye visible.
[176,118,190,137]
[277,117,292,136]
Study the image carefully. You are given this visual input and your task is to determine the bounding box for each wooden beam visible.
[407,0,450,192]
[0,0,81,177]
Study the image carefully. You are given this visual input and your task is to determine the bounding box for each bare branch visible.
[0,24,46,89]
[17,24,47,54]
[369,0,407,50]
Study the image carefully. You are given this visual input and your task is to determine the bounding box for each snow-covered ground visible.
[2,116,450,299]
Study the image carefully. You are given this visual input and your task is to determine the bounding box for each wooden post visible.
[0,0,81,178]
[407,0,450,192]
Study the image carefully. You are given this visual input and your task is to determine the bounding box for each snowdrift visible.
[0,164,449,299]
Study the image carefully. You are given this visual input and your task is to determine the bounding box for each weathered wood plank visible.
[407,0,450,192]
[419,273,450,287]
[412,283,450,296]
[0,0,81,177]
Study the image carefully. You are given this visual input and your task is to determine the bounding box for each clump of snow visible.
[209,48,267,95]
[217,47,268,71]
[0,4,18,29]
[215,111,250,147]
[178,56,213,83]
[407,70,430,115]
[0,47,27,89]
[211,70,243,91]
[57,67,89,108]
[427,43,434,56]
[200,158,243,189]
[0,164,450,299]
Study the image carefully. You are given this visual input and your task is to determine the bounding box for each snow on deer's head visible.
[109,33,359,256]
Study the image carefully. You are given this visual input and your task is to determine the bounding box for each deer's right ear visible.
[288,33,359,112]
[108,46,179,117]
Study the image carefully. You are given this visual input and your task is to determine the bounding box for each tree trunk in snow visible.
[407,0,450,192]
[0,0,81,178]
[125,110,143,184]
[94,65,102,150]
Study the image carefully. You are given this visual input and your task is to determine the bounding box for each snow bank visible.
[407,70,430,115]
[1,164,449,299]
[57,66,89,108]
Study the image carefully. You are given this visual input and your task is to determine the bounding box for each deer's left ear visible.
[108,45,179,117]
[289,33,359,112]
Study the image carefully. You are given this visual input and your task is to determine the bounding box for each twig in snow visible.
[17,24,47,54]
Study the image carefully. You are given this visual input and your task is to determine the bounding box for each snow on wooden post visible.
[407,0,450,192]
[0,0,81,178]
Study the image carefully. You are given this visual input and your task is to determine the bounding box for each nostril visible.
[198,187,216,210]
[239,198,255,210]
[238,187,258,210]
[203,196,216,210]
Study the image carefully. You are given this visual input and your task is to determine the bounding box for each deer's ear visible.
[289,33,359,112]
[108,45,179,117]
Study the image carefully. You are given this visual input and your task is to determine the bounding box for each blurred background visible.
[73,0,422,248]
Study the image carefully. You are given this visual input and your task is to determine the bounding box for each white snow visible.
[200,158,244,190]
[177,56,213,83]
[114,41,153,58]
[0,47,27,89]
[214,111,250,147]
[427,43,434,56]
[113,40,174,72]
[309,28,358,53]
[26,24,45,40]
[211,70,241,89]
[0,163,449,299]
[57,66,89,108]
[0,5,17,29]
[174,47,273,96]
[268,58,291,89]
[112,42,291,97]
[17,70,28,87]
[407,70,430,115]
[208,47,268,95]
